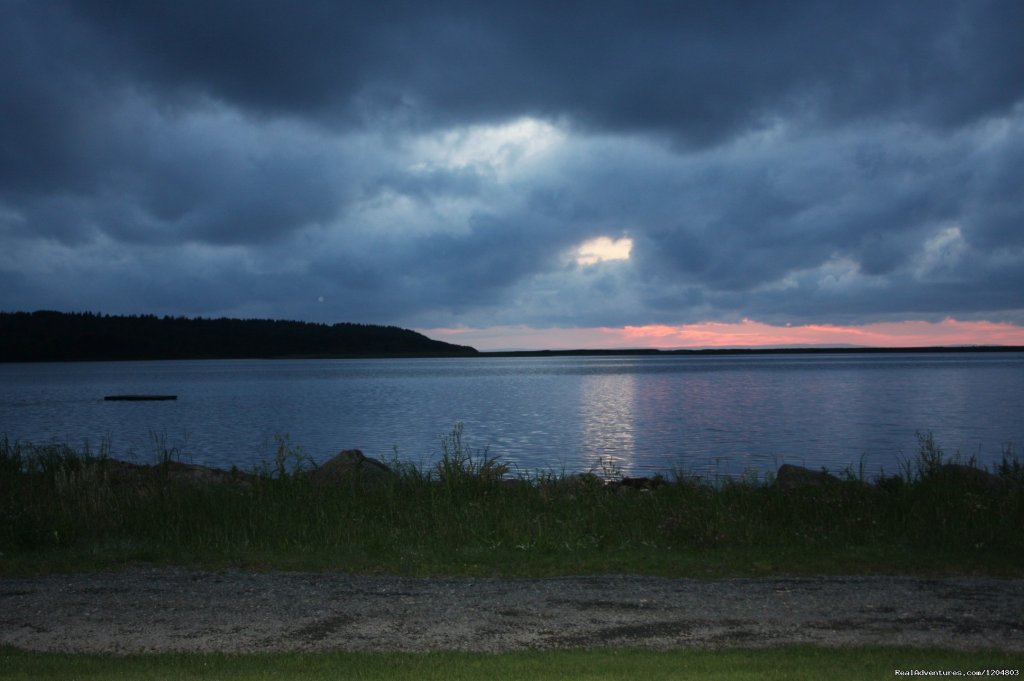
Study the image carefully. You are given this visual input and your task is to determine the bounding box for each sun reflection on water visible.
[579,371,637,476]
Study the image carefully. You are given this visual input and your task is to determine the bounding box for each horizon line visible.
[474,344,1024,355]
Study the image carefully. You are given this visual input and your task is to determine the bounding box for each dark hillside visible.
[0,311,478,361]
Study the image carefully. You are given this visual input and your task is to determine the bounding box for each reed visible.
[1,429,1021,576]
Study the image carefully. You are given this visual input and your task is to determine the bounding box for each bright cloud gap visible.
[410,116,565,177]
[574,236,633,266]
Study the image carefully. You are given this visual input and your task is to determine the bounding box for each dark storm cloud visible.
[0,3,111,195]
[1,0,1023,333]
[61,1,1024,136]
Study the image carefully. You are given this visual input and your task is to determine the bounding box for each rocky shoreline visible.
[2,568,1022,653]
[78,448,1009,493]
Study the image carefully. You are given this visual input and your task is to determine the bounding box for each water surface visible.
[1,353,1021,478]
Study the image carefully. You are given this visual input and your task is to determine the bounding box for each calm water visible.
[1,353,1022,479]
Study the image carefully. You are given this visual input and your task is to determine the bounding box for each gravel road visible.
[2,568,1023,653]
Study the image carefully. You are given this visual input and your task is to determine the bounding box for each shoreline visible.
[3,433,1022,580]
[3,344,1023,364]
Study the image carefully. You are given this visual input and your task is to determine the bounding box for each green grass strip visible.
[4,430,1023,577]
[2,646,1023,681]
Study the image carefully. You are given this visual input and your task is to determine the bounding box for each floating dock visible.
[103,395,178,401]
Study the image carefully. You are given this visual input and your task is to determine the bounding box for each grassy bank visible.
[2,429,1022,576]
[3,646,1023,681]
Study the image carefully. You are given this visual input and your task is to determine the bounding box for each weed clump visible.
[1,429,1021,577]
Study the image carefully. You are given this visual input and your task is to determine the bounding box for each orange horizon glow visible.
[423,318,1024,352]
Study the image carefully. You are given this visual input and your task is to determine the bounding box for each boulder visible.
[305,449,393,486]
[101,458,256,487]
[931,463,1003,490]
[561,472,605,488]
[609,476,667,493]
[774,464,842,491]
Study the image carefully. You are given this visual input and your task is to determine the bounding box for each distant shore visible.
[0,311,477,362]
[4,311,1023,361]
[478,345,1024,357]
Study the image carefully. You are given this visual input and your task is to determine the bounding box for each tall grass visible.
[1,429,1022,576]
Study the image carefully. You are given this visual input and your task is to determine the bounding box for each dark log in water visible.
[104,395,177,401]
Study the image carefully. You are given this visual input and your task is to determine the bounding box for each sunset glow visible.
[424,319,1024,352]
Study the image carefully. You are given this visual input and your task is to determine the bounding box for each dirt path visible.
[2,568,1023,653]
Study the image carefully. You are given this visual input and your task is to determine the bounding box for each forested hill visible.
[0,311,478,361]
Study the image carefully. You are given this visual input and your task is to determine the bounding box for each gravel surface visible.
[2,568,1023,653]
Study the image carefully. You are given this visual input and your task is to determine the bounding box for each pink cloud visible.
[422,319,1024,351]
[611,319,1024,349]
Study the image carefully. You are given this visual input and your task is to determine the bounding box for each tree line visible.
[0,311,478,361]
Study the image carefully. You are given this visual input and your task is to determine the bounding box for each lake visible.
[1,353,1022,480]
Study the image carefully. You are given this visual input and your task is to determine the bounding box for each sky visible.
[2,1,1024,351]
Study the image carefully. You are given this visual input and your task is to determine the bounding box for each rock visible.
[305,449,393,486]
[561,472,605,488]
[102,459,256,487]
[931,463,1003,490]
[609,476,667,492]
[774,464,842,490]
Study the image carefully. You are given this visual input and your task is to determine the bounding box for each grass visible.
[1,646,1022,680]
[1,428,1023,577]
